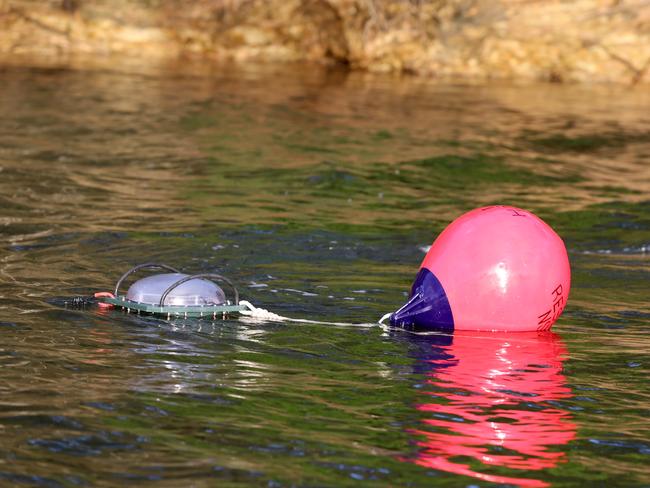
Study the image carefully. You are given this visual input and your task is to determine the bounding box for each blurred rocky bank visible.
[1,0,649,84]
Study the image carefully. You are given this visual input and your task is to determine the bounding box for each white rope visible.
[237,304,557,344]
[238,300,386,328]
[237,304,545,343]
[378,312,392,325]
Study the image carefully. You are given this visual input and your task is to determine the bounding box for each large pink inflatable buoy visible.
[390,206,571,332]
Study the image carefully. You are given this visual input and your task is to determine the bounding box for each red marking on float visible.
[537,284,567,332]
[94,291,115,309]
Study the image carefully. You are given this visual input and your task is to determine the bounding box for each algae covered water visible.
[0,58,648,487]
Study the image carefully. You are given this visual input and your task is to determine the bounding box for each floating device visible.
[95,263,248,318]
[390,206,571,332]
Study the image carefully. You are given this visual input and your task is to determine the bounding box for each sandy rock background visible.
[1,0,649,84]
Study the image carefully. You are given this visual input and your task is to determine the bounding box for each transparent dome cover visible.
[126,273,226,306]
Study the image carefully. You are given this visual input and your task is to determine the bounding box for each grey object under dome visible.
[126,273,226,306]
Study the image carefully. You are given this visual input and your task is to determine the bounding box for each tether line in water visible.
[239,300,390,328]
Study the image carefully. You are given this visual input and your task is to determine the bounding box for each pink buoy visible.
[390,206,571,332]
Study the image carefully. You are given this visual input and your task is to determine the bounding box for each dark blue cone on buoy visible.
[390,268,454,332]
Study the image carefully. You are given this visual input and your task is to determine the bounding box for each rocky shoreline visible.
[2,0,649,84]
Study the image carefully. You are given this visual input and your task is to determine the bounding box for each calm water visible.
[0,57,649,487]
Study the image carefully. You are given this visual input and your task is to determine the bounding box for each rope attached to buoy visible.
[238,300,386,328]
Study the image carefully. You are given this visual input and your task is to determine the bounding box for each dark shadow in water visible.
[401,331,575,487]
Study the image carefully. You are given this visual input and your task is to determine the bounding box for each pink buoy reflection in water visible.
[403,331,576,487]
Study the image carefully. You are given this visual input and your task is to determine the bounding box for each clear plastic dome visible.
[126,273,226,306]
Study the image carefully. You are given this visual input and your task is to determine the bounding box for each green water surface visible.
[0,57,648,487]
